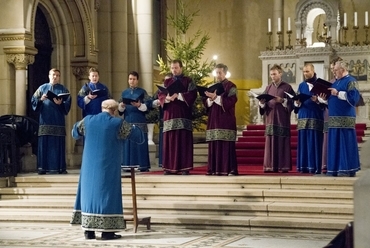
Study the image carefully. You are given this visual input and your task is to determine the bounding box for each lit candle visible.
[365,11,368,26]
[278,18,281,32]
[344,13,347,27]
[354,12,358,27]
[288,17,291,31]
[268,18,271,32]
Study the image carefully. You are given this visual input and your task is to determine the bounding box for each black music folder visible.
[121,93,144,105]
[284,91,312,102]
[46,91,70,101]
[196,83,225,97]
[311,78,332,96]
[250,91,275,102]
[156,80,186,96]
[90,89,107,97]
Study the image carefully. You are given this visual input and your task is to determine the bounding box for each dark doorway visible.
[27,6,53,121]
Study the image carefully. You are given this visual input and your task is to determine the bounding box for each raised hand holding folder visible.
[249,91,275,102]
[196,83,225,97]
[311,78,332,96]
[46,91,70,101]
[156,80,186,96]
[121,93,144,105]
[90,89,107,97]
[284,91,312,102]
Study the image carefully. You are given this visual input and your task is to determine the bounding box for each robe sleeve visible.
[220,86,238,112]
[181,80,198,107]
[346,81,360,107]
[71,118,86,139]
[31,87,44,112]
[118,121,145,144]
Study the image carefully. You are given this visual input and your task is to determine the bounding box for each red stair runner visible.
[236,123,367,168]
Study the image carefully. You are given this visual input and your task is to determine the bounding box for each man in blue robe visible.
[118,71,152,172]
[294,64,324,174]
[31,68,71,174]
[319,60,360,177]
[70,99,144,240]
[77,67,110,117]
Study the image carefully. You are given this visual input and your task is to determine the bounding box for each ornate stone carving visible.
[3,46,38,70]
[72,66,90,80]
[94,0,100,11]
[300,1,333,24]
[6,54,35,70]
[0,33,32,42]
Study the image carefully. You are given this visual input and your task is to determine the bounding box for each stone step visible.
[0,208,351,231]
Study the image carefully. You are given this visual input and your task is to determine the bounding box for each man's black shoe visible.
[101,232,122,240]
[182,171,189,175]
[84,231,95,239]
[37,170,46,175]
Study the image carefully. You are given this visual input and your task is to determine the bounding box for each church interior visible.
[0,0,370,247]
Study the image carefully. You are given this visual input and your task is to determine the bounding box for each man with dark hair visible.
[294,63,324,174]
[158,60,197,175]
[31,68,71,175]
[202,63,238,176]
[118,71,152,172]
[77,67,110,117]
[258,64,295,173]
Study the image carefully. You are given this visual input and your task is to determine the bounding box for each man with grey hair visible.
[70,99,144,240]
[319,60,361,177]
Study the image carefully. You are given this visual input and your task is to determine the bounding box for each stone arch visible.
[28,0,97,161]
[295,0,339,45]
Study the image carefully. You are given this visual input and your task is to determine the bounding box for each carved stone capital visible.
[3,46,38,70]
[94,0,100,11]
[6,54,35,70]
[72,66,90,81]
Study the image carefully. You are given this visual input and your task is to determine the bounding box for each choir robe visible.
[77,81,110,117]
[295,82,324,174]
[119,87,151,171]
[327,75,360,177]
[70,112,144,232]
[202,80,238,175]
[158,75,197,173]
[259,82,294,172]
[31,83,71,173]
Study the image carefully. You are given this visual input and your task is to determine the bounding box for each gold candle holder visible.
[266,32,273,50]
[341,26,349,46]
[286,30,293,49]
[276,31,283,50]
[353,26,360,46]
[364,25,370,45]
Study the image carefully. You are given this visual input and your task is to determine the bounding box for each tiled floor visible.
[0,222,334,248]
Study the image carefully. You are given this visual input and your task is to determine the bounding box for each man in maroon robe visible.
[158,60,197,175]
[258,64,294,172]
[202,63,238,176]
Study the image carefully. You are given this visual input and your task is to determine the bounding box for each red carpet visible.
[145,165,311,176]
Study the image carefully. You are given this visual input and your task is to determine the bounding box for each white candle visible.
[296,32,299,39]
[288,17,291,31]
[344,13,347,27]
[354,12,358,27]
[278,18,281,32]
[328,30,331,37]
[268,18,271,32]
[365,11,368,26]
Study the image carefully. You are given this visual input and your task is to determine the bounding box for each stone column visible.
[4,46,37,115]
[135,0,153,94]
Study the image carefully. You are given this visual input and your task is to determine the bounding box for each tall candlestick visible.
[365,11,368,26]
[268,18,271,32]
[354,12,358,26]
[288,17,291,31]
[344,13,347,27]
[278,18,281,32]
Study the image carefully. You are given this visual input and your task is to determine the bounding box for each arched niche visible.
[295,0,339,46]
